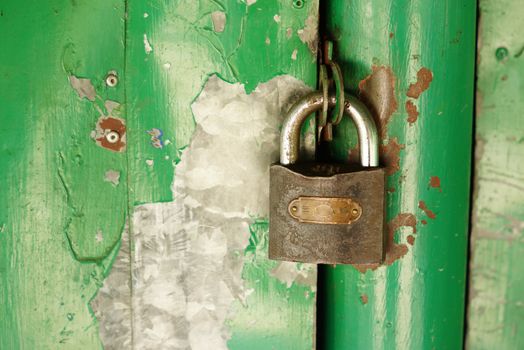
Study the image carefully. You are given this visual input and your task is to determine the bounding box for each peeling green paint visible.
[122,3,319,346]
[126,0,318,203]
[1,0,319,348]
[0,0,126,348]
[467,0,524,348]
[318,1,476,349]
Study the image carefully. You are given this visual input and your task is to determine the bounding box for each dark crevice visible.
[462,2,482,349]
[316,1,330,349]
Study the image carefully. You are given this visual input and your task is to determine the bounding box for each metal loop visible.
[280,92,379,167]
[317,64,329,128]
[328,61,345,125]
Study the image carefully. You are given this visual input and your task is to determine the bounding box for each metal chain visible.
[317,40,345,142]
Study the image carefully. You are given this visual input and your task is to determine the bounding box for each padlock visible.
[269,92,385,264]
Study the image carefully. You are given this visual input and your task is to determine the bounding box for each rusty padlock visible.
[269,92,385,264]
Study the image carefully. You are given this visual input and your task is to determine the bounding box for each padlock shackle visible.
[280,91,379,167]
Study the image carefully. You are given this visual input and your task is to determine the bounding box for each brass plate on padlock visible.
[288,197,362,224]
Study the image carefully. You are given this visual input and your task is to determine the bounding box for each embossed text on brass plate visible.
[288,196,362,225]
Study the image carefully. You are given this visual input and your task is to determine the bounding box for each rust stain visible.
[421,219,428,225]
[418,201,436,219]
[147,128,164,149]
[354,213,417,272]
[384,213,417,264]
[405,100,419,124]
[348,145,360,164]
[353,263,374,274]
[389,32,394,39]
[94,117,126,152]
[407,67,433,99]
[407,235,415,246]
[360,294,369,305]
[358,65,398,138]
[430,176,442,191]
[380,138,404,176]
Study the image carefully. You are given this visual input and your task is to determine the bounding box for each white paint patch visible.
[211,11,226,33]
[104,170,120,186]
[95,75,314,349]
[163,62,172,70]
[145,159,154,167]
[95,229,104,243]
[297,14,318,55]
[91,227,132,349]
[286,27,293,39]
[265,37,271,45]
[68,75,96,101]
[144,12,149,18]
[270,261,316,290]
[273,14,281,23]
[143,34,153,54]
[291,49,298,60]
[245,0,257,5]
[104,100,120,116]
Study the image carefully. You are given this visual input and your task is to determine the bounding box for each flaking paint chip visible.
[147,128,164,149]
[104,100,120,116]
[69,75,96,101]
[211,11,226,33]
[96,230,104,243]
[291,49,298,60]
[297,14,318,55]
[143,34,153,54]
[104,170,120,186]
[407,67,433,98]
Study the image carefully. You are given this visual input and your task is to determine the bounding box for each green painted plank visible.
[92,1,319,349]
[317,1,476,349]
[467,0,524,349]
[0,0,126,348]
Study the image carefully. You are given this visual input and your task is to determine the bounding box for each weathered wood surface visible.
[467,0,524,348]
[0,1,126,348]
[318,1,477,349]
[1,1,319,349]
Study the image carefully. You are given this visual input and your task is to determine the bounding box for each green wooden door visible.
[0,1,127,348]
[317,1,477,349]
[1,1,318,348]
[2,1,521,350]
[467,0,524,348]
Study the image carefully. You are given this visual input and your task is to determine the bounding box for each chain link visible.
[317,40,345,142]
